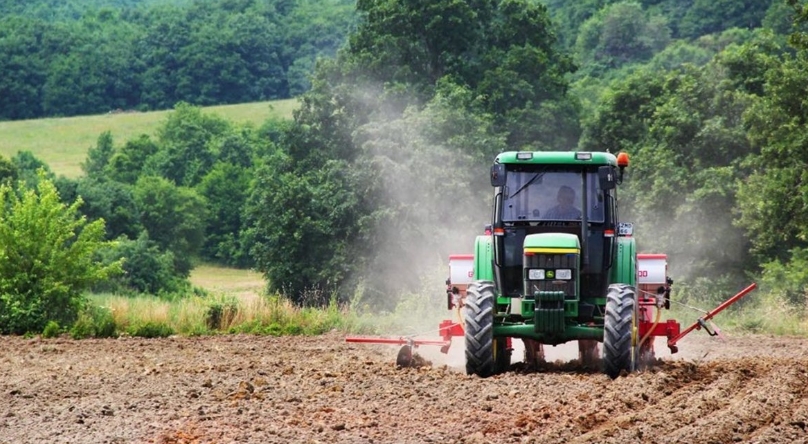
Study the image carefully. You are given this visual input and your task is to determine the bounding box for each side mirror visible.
[490,164,506,187]
[598,166,616,190]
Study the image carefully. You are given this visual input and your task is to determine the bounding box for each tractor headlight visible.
[556,269,572,280]
[528,269,545,280]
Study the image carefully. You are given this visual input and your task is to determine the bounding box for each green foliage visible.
[133,175,207,276]
[0,0,355,120]
[678,0,771,39]
[247,157,363,301]
[0,173,123,334]
[11,151,54,189]
[574,2,671,72]
[95,233,189,295]
[42,321,61,338]
[73,177,142,240]
[150,103,231,186]
[198,161,252,266]
[581,49,763,280]
[736,50,808,261]
[0,155,17,186]
[205,297,239,330]
[69,305,117,339]
[544,0,778,46]
[760,247,808,307]
[107,135,161,184]
[126,321,175,338]
[252,0,579,306]
[82,131,115,177]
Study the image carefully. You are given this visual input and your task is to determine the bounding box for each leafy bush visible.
[760,248,808,307]
[0,173,122,334]
[69,305,117,339]
[94,233,190,296]
[126,322,175,338]
[69,316,96,340]
[205,298,239,330]
[42,321,61,338]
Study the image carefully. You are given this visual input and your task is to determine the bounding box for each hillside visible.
[0,99,297,178]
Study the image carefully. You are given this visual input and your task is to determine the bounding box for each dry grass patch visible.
[189,265,265,301]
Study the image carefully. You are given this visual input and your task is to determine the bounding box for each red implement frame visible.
[345,320,464,354]
[666,282,757,353]
[346,284,758,359]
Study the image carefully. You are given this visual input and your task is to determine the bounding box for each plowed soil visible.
[2,331,808,444]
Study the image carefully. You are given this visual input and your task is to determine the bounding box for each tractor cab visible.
[493,162,617,304]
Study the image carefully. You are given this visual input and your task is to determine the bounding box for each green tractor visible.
[347,150,755,377]
[463,150,645,378]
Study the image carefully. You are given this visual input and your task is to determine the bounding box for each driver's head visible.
[557,186,575,206]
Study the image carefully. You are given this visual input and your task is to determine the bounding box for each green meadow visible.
[0,99,298,178]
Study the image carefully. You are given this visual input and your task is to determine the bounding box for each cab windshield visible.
[501,169,605,223]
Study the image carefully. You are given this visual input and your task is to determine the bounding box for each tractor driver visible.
[544,185,582,220]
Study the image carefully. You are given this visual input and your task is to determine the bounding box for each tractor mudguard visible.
[474,235,495,282]
[611,236,637,287]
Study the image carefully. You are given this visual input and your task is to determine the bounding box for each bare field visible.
[1,331,807,444]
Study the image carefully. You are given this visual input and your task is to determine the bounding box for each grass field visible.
[189,264,266,302]
[0,99,298,178]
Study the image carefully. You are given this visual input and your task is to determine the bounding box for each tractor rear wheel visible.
[464,281,498,377]
[603,284,637,379]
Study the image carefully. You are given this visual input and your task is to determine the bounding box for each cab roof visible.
[495,151,617,166]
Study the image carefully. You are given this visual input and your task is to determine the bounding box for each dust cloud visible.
[348,85,493,334]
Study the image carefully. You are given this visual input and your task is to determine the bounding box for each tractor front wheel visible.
[464,281,498,377]
[603,284,637,379]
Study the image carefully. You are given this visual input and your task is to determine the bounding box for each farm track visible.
[1,331,807,443]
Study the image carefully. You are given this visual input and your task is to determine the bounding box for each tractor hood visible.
[524,233,580,253]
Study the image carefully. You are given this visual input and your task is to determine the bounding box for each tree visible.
[108,135,160,184]
[581,52,759,281]
[246,154,363,302]
[247,0,580,304]
[133,175,207,276]
[736,51,808,262]
[75,177,142,240]
[11,151,55,189]
[197,161,252,266]
[574,2,671,72]
[95,233,188,295]
[0,173,122,334]
[678,0,771,39]
[82,131,115,177]
[0,155,17,185]
[148,102,231,186]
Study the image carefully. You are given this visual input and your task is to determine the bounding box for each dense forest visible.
[0,0,355,119]
[1,0,807,334]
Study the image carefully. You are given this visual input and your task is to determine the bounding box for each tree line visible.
[1,0,808,335]
[0,0,355,120]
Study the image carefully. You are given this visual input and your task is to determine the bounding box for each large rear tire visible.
[603,284,637,379]
[464,281,498,377]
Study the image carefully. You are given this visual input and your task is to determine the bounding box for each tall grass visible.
[0,99,298,178]
[85,290,376,338]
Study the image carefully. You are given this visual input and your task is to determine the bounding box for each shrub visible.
[69,315,96,339]
[0,173,122,334]
[205,299,239,330]
[69,305,118,339]
[42,321,61,338]
[127,322,174,338]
